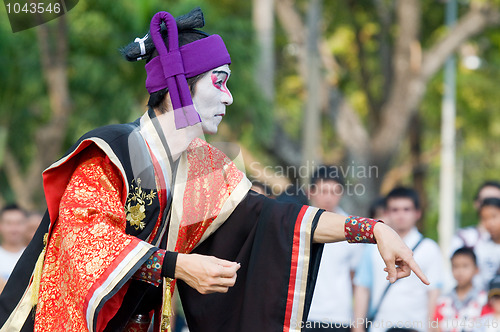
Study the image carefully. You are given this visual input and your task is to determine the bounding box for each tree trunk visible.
[4,16,71,211]
[301,0,323,184]
[253,0,276,102]
[409,112,427,231]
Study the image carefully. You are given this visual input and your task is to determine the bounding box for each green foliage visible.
[419,28,500,236]
[0,0,272,205]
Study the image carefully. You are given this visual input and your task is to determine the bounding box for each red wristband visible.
[344,215,382,244]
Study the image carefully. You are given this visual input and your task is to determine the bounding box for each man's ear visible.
[415,209,422,221]
[305,186,315,201]
[160,93,173,113]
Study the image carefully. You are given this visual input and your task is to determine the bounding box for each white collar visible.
[402,227,423,248]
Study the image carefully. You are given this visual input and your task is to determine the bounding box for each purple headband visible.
[145,11,231,129]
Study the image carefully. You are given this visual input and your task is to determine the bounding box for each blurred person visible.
[353,187,444,332]
[369,197,388,220]
[474,182,500,210]
[0,9,429,332]
[276,180,310,205]
[287,166,364,331]
[307,166,345,215]
[434,248,487,332]
[24,211,43,246]
[0,205,27,292]
[475,275,500,332]
[471,198,500,290]
[250,180,273,197]
[451,181,500,253]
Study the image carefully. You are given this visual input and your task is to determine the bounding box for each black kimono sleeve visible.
[178,191,325,332]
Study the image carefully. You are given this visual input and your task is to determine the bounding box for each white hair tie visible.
[134,33,149,57]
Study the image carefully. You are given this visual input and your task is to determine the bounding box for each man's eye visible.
[215,80,223,86]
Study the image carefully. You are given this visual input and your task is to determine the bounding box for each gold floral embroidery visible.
[125,178,156,230]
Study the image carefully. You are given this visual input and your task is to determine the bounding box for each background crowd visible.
[265,169,500,332]
[3,169,498,332]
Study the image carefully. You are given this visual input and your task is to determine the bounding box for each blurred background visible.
[1,0,500,243]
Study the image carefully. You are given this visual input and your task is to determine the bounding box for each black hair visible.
[451,247,477,266]
[474,180,500,201]
[369,196,386,219]
[276,183,310,205]
[480,197,500,212]
[310,165,344,187]
[120,7,209,110]
[385,186,420,210]
[251,181,272,197]
[0,204,27,220]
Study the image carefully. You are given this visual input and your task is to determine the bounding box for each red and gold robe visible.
[0,109,324,332]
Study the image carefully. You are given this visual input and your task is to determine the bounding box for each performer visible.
[0,8,428,332]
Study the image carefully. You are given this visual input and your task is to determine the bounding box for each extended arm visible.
[313,211,429,284]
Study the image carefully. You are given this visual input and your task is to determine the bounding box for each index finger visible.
[405,256,430,285]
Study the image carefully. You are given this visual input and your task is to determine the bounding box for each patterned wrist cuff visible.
[132,249,165,286]
[344,215,382,244]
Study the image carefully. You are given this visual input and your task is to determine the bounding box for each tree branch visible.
[347,0,378,116]
[276,0,370,164]
[275,0,308,80]
[36,18,52,69]
[421,5,500,81]
[371,0,421,157]
[56,15,68,65]
[4,149,33,210]
[372,0,394,104]
[266,123,303,167]
[319,40,340,85]
[327,88,370,162]
[372,3,500,160]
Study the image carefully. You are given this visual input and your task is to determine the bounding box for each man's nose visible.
[221,89,233,106]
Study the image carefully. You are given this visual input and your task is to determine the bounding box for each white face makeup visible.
[192,64,233,134]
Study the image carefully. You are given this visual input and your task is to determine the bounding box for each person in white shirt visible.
[450,181,500,253]
[0,204,27,293]
[353,187,444,332]
[473,198,500,290]
[302,166,364,331]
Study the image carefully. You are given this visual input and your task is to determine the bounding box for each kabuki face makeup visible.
[192,64,233,134]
